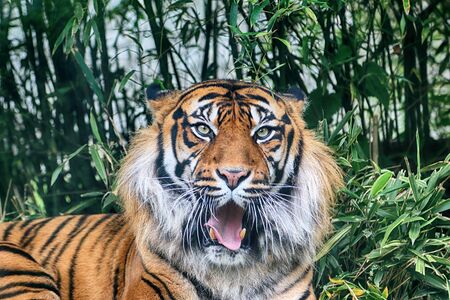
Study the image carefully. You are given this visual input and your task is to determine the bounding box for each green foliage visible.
[315,118,450,299]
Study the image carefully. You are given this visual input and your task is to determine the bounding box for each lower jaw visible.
[203,245,251,266]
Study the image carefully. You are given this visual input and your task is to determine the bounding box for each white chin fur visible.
[204,246,249,266]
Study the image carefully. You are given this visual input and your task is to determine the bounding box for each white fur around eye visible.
[191,123,213,141]
[255,129,276,143]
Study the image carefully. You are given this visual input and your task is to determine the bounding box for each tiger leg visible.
[0,242,60,300]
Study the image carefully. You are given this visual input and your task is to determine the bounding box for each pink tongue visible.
[205,202,244,251]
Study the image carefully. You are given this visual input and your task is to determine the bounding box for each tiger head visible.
[118,80,342,277]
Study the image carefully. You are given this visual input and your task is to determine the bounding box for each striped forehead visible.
[182,85,285,124]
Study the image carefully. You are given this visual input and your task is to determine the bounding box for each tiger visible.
[0,79,343,299]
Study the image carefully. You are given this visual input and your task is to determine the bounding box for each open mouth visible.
[204,202,255,251]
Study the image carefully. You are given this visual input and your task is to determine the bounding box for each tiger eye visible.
[197,124,211,135]
[256,127,270,139]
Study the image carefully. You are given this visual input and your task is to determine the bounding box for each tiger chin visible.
[0,79,342,300]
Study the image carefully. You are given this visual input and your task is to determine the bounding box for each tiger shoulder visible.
[0,79,343,300]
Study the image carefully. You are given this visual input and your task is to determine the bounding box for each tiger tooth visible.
[239,228,246,240]
[209,228,216,240]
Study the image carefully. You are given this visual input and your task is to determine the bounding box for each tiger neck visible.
[134,232,310,299]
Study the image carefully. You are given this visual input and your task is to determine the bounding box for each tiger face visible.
[119,80,342,272]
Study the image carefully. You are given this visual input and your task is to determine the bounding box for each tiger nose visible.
[216,168,250,190]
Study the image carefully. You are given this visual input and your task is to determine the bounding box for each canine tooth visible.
[239,228,246,240]
[209,228,216,240]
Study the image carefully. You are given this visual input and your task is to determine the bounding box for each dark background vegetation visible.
[0,0,449,298]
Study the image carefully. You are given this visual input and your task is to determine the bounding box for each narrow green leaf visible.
[416,130,421,176]
[403,0,410,14]
[315,225,351,261]
[52,18,74,55]
[432,199,450,213]
[381,213,408,247]
[89,111,103,143]
[50,145,86,186]
[102,193,119,210]
[65,198,97,214]
[273,37,291,50]
[408,222,421,245]
[73,51,104,102]
[370,171,393,197]
[421,161,448,172]
[328,108,355,144]
[415,273,447,291]
[405,158,420,202]
[92,21,102,51]
[250,0,269,26]
[83,19,94,47]
[415,257,425,275]
[304,7,317,23]
[50,165,64,186]
[81,191,104,198]
[229,1,238,28]
[67,145,87,160]
[400,14,406,36]
[89,145,108,186]
[74,2,84,21]
[118,70,135,92]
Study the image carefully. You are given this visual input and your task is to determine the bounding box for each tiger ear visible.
[146,83,180,123]
[281,87,307,115]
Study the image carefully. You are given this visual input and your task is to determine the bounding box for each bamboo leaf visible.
[250,0,269,27]
[50,165,64,186]
[304,7,317,23]
[89,111,103,143]
[381,214,408,247]
[52,18,74,55]
[403,0,410,14]
[370,171,393,197]
[229,1,238,28]
[73,51,104,102]
[409,222,421,245]
[118,70,136,92]
[315,225,351,261]
[89,145,108,186]
[50,145,86,186]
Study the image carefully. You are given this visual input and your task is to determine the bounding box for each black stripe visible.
[0,289,56,299]
[236,93,270,105]
[155,129,175,186]
[274,129,295,184]
[141,277,164,300]
[280,133,304,197]
[0,244,38,263]
[68,216,113,300]
[179,82,234,102]
[0,282,59,296]
[91,215,122,252]
[198,92,226,102]
[38,216,76,254]
[297,283,311,300]
[0,269,55,282]
[280,266,311,294]
[149,248,217,299]
[1,222,17,240]
[42,215,90,267]
[96,217,126,270]
[21,219,51,248]
[19,219,35,229]
[179,80,281,104]
[144,268,176,300]
[112,266,120,300]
